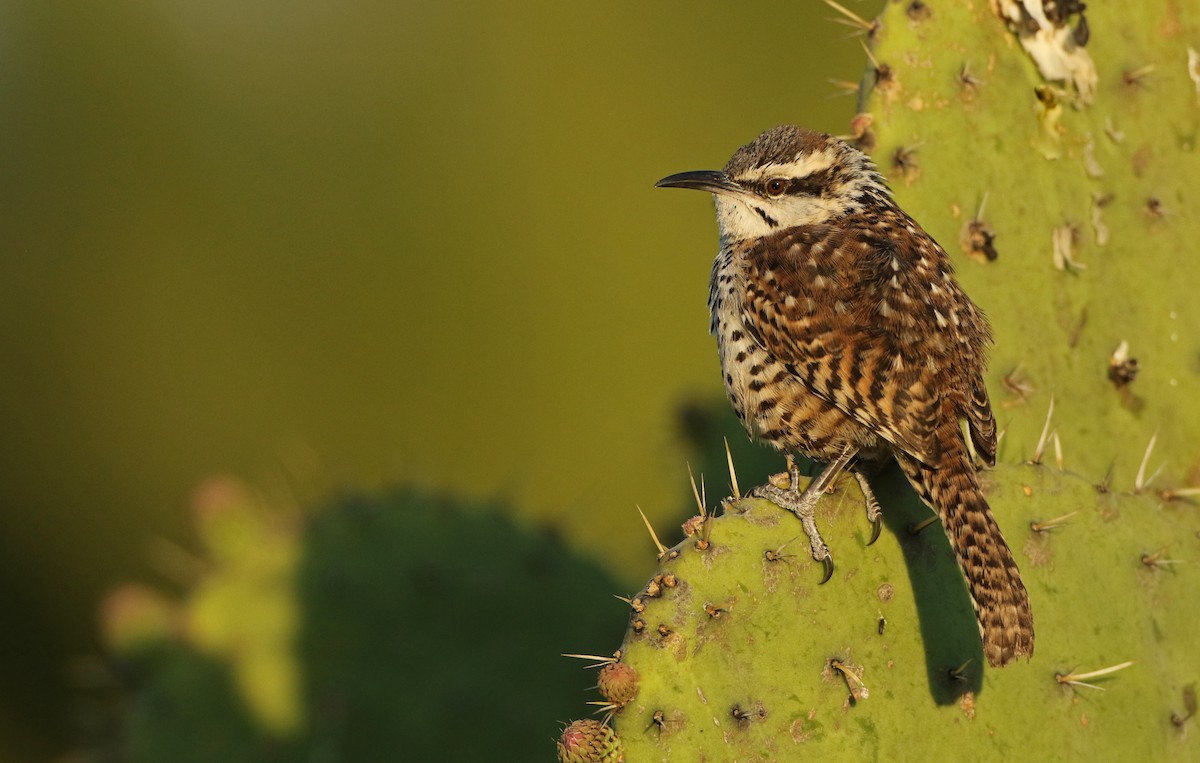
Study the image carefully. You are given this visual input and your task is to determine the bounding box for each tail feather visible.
[898,438,1034,667]
[966,380,998,467]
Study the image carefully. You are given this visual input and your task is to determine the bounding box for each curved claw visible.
[819,556,835,584]
[867,516,883,546]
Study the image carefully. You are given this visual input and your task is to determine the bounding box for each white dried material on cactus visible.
[992,0,1097,104]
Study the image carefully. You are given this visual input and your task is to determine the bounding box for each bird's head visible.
[656,125,887,243]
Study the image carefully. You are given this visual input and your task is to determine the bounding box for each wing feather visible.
[739,208,993,466]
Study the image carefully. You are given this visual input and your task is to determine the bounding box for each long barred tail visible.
[898,439,1034,667]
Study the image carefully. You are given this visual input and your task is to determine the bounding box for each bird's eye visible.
[765,178,787,197]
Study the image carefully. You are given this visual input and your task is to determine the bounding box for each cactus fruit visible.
[597,662,641,710]
[563,0,1200,759]
[557,719,625,763]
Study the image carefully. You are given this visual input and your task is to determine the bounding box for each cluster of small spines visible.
[624,571,679,637]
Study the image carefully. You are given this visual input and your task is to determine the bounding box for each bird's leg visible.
[853,469,884,546]
[750,445,858,582]
[787,453,802,492]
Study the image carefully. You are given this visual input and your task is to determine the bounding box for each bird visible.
[656,124,1033,667]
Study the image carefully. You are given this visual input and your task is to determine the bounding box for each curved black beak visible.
[655,170,742,195]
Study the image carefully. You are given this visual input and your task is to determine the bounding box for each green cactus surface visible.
[861,0,1200,483]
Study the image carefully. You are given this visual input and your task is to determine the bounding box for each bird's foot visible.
[749,481,835,583]
[750,447,859,583]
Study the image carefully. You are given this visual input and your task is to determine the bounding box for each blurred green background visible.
[0,1,868,758]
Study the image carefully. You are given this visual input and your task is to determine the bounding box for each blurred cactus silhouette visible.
[100,483,624,761]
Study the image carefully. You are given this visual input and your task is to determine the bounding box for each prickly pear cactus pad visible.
[596,460,1198,761]
[561,1,1200,759]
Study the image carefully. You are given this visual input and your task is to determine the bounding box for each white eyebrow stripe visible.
[736,151,837,183]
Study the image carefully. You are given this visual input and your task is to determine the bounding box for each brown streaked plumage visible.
[657,125,1032,667]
